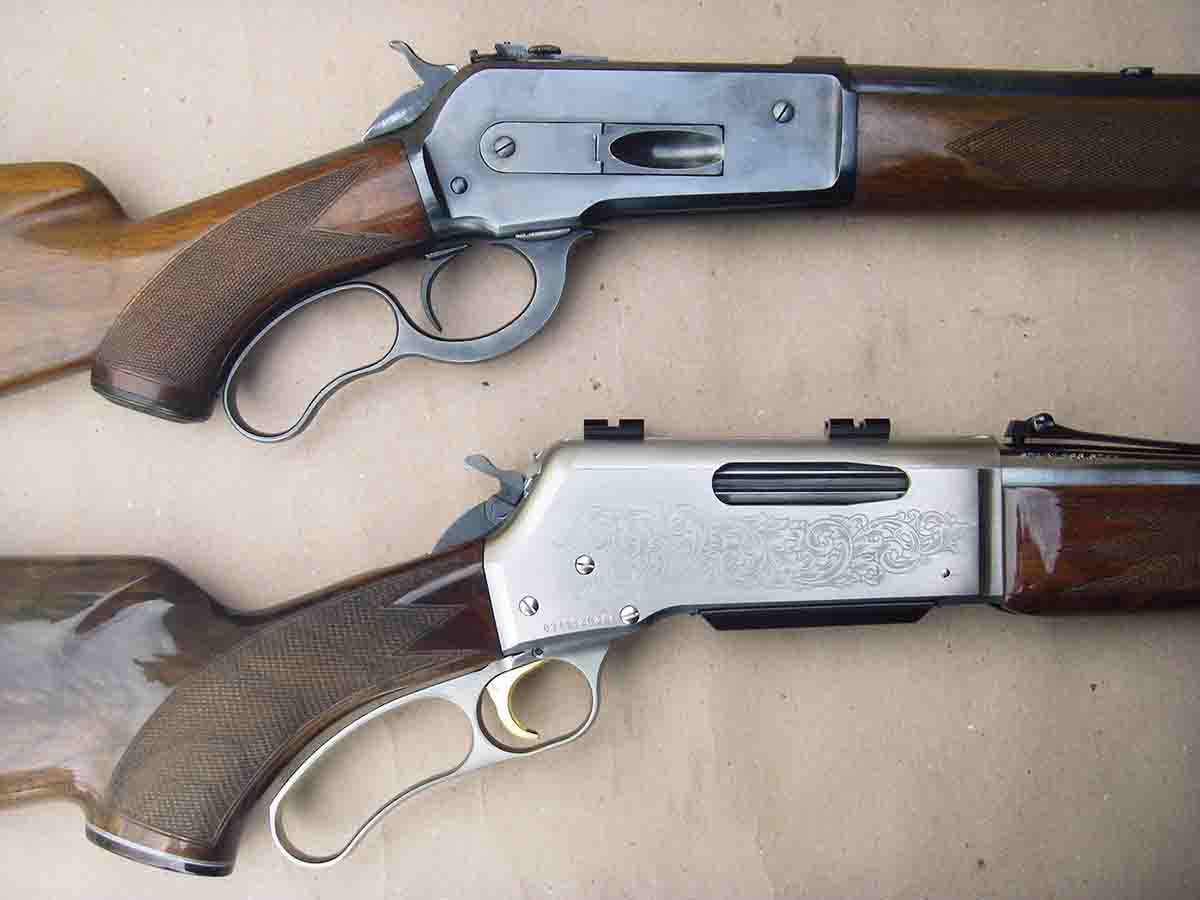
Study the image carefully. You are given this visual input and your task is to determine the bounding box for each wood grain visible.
[855,92,1200,209]
[90,137,431,421]
[1002,485,1200,613]
[0,137,431,416]
[0,542,498,875]
[0,164,139,391]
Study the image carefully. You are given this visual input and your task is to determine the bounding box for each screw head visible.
[941,568,952,579]
[575,554,595,575]
[619,604,640,625]
[518,596,539,616]
[449,176,469,194]
[771,99,795,123]
[492,135,517,158]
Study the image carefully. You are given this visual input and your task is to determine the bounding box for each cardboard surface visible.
[2,2,1199,897]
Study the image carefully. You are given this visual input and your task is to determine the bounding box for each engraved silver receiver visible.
[260,415,1200,867]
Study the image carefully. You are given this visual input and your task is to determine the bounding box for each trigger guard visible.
[402,228,593,365]
[223,228,590,443]
[222,281,406,444]
[265,644,608,869]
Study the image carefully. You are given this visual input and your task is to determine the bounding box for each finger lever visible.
[266,644,608,869]
[221,228,591,443]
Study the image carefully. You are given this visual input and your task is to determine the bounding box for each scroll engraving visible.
[574,506,972,590]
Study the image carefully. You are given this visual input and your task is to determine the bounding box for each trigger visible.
[484,660,546,742]
[419,244,470,333]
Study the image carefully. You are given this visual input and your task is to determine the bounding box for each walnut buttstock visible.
[1,142,432,414]
[90,138,432,422]
[0,163,132,392]
[0,543,499,876]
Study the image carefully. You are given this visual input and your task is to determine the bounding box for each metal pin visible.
[518,596,539,616]
[771,100,795,123]
[619,605,640,625]
[449,176,469,194]
[575,554,595,575]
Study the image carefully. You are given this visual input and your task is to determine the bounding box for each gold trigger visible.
[483,660,546,742]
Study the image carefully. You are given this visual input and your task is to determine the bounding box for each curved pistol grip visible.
[90,139,431,423]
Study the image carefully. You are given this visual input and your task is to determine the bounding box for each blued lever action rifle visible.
[1,43,1199,440]
[2,413,1199,875]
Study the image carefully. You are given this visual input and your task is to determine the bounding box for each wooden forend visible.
[1002,485,1200,613]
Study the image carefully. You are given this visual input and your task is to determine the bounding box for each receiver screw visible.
[518,596,540,616]
[619,604,640,625]
[575,554,595,575]
[493,135,517,158]
[450,176,469,194]
[771,99,795,123]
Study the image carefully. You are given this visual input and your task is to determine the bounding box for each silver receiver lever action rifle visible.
[2,414,1200,874]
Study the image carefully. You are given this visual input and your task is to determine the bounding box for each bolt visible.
[518,595,539,616]
[771,99,795,123]
[449,176,469,194]
[529,44,563,57]
[575,554,595,575]
[619,604,640,625]
[492,135,517,158]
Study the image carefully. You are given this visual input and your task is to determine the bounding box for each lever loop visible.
[223,282,405,443]
[266,644,607,868]
[222,228,591,443]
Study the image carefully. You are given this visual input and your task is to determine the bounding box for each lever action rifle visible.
[2,413,1199,875]
[2,43,1200,440]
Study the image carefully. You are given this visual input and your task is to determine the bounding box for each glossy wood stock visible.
[1002,485,1200,613]
[854,69,1200,209]
[0,137,430,417]
[0,543,498,875]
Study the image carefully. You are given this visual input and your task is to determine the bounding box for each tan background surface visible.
[3,2,1200,897]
